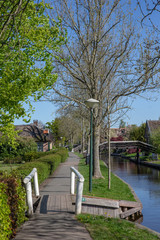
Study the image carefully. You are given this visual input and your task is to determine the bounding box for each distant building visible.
[100,126,131,143]
[15,121,54,152]
[145,120,160,144]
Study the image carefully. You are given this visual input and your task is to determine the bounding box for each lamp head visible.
[85,98,99,108]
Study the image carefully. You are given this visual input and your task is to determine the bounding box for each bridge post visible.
[136,147,140,164]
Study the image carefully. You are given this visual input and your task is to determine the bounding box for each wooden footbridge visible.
[99,140,156,163]
[15,153,92,240]
[15,152,143,239]
[99,140,156,152]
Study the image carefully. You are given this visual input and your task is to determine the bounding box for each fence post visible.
[26,181,33,216]
[70,170,75,194]
[34,169,39,197]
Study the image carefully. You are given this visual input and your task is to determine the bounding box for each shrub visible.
[0,173,26,239]
[23,149,57,162]
[56,148,69,162]
[0,137,37,161]
[23,152,41,162]
[17,149,68,183]
[3,155,23,164]
[37,154,61,175]
[16,161,50,185]
[0,182,12,240]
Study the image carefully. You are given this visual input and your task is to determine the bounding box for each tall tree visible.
[119,119,126,129]
[129,123,146,142]
[150,127,160,153]
[0,1,65,144]
[137,0,160,77]
[46,0,159,178]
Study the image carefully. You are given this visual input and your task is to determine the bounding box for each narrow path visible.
[14,152,92,240]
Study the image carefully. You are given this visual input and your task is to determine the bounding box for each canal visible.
[105,155,160,233]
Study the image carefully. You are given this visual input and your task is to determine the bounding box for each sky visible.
[14,90,160,128]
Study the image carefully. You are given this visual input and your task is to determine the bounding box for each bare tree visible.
[137,0,160,26]
[137,0,160,75]
[46,0,159,178]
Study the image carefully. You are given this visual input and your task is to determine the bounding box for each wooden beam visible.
[120,207,142,219]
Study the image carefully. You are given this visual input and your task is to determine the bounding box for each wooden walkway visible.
[36,194,74,214]
[14,153,92,240]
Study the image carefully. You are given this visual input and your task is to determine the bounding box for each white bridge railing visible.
[23,168,39,216]
[70,167,84,215]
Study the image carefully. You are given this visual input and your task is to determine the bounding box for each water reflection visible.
[101,154,160,233]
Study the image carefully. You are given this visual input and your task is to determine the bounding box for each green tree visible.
[119,120,126,129]
[0,1,66,145]
[0,136,37,161]
[46,119,61,143]
[46,115,82,147]
[129,123,146,142]
[150,127,160,153]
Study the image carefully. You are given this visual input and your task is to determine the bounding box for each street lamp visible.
[85,98,99,192]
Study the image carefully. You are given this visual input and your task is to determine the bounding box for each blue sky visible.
[14,90,160,128]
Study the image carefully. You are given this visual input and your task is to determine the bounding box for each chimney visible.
[33,120,38,126]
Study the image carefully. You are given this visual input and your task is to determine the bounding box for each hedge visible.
[17,149,68,181]
[0,182,12,240]
[0,173,26,239]
[34,154,62,175]
[22,149,56,162]
[56,148,69,163]
[16,161,50,184]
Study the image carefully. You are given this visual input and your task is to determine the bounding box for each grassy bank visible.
[78,156,135,201]
[0,162,19,172]
[77,214,160,240]
[76,154,160,240]
[122,152,160,162]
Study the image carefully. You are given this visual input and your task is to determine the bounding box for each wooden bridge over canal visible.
[99,140,157,162]
[99,140,156,152]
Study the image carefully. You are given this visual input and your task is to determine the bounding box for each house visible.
[145,120,160,144]
[100,126,131,143]
[15,121,54,152]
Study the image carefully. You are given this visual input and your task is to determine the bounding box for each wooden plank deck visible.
[36,194,74,214]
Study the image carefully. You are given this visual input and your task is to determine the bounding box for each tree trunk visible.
[81,118,85,153]
[93,125,103,178]
[108,123,111,189]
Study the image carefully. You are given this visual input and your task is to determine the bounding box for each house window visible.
[37,142,43,152]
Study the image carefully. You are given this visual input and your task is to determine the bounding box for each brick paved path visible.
[14,152,92,240]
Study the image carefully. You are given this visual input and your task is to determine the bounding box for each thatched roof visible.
[15,124,54,142]
[146,120,160,133]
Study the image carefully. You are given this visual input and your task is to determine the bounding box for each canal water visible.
[104,155,160,233]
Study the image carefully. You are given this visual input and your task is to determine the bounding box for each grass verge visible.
[77,214,160,240]
[0,163,19,172]
[78,156,135,201]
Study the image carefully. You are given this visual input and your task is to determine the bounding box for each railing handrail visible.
[23,168,39,216]
[70,166,84,182]
[24,168,37,184]
[70,167,84,215]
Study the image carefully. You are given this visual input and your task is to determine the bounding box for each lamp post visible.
[85,98,99,192]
